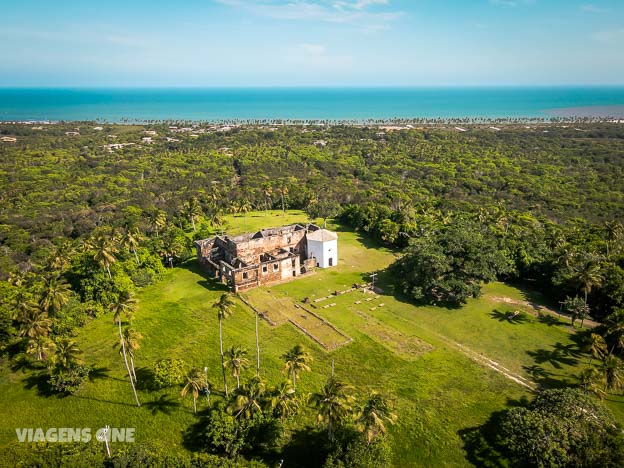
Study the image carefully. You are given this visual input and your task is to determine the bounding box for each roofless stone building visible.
[195,224,338,292]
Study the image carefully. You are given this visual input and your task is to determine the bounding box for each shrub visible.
[153,358,187,388]
[48,364,91,394]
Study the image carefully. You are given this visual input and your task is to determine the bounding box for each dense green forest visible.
[1,121,624,466]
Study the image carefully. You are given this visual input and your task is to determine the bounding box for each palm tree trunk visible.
[119,321,140,407]
[281,192,285,214]
[132,247,139,265]
[236,374,240,389]
[292,368,296,389]
[193,396,197,414]
[106,263,112,280]
[130,354,137,381]
[255,312,260,376]
[191,218,196,232]
[219,318,228,396]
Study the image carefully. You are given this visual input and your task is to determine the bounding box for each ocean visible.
[1,87,624,122]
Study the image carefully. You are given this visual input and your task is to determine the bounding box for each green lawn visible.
[1,210,621,466]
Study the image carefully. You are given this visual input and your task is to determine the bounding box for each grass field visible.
[1,210,621,466]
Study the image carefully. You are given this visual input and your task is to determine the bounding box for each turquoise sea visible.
[1,87,624,122]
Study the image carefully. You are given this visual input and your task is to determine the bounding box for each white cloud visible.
[214,0,401,28]
[580,4,608,13]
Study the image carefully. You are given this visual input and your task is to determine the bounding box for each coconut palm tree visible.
[355,391,397,444]
[309,377,355,440]
[601,355,624,394]
[111,291,140,407]
[181,369,207,414]
[578,367,606,399]
[281,344,313,390]
[85,234,118,279]
[183,197,203,232]
[604,220,623,257]
[151,210,167,237]
[121,327,142,381]
[573,254,604,307]
[213,293,236,396]
[18,307,52,339]
[224,345,250,389]
[268,380,299,419]
[236,199,252,232]
[39,274,71,316]
[51,338,83,371]
[26,335,55,362]
[583,333,608,365]
[121,228,142,265]
[605,309,624,355]
[227,376,267,420]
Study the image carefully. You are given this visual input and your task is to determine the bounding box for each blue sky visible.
[1,0,623,87]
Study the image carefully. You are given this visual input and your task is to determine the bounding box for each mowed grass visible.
[0,211,621,466]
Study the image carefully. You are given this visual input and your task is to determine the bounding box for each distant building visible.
[195,224,338,291]
[65,131,80,136]
[1,136,17,143]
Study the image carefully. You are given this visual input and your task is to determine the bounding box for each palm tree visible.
[601,355,624,394]
[85,234,118,279]
[281,344,313,390]
[604,220,623,257]
[227,376,267,420]
[213,293,236,396]
[309,377,355,440]
[39,274,71,316]
[236,199,252,232]
[268,380,299,419]
[181,369,207,414]
[111,291,140,407]
[583,333,608,365]
[573,254,604,307]
[152,210,167,237]
[183,197,203,232]
[278,181,289,214]
[121,327,142,381]
[262,184,273,215]
[51,338,83,371]
[254,310,260,376]
[605,309,624,355]
[355,391,398,444]
[26,335,56,362]
[224,345,250,389]
[121,228,142,265]
[578,367,606,399]
[18,307,52,339]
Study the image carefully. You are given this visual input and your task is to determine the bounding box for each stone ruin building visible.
[195,224,338,292]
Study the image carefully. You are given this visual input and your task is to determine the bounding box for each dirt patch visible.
[351,308,433,359]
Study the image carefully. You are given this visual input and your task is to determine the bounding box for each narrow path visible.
[429,330,537,390]
[488,295,599,328]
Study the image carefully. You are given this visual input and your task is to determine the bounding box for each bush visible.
[48,365,91,394]
[153,358,187,388]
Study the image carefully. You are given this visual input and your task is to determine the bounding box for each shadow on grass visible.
[458,396,531,468]
[87,366,110,383]
[536,313,567,327]
[178,259,230,293]
[23,372,62,398]
[71,394,138,407]
[143,393,181,415]
[457,409,510,468]
[489,309,530,324]
[527,342,581,370]
[281,426,331,468]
